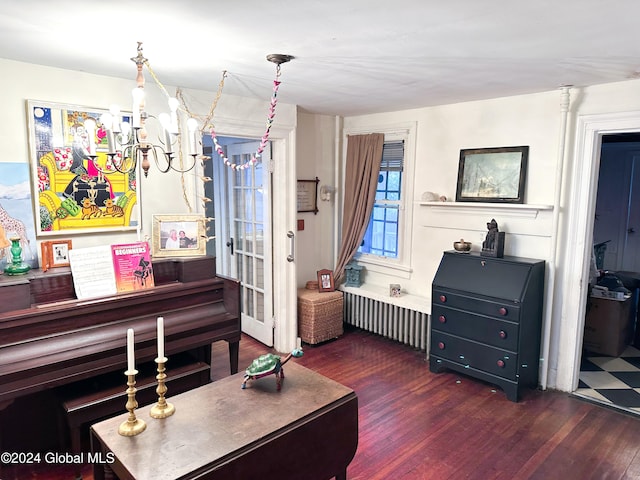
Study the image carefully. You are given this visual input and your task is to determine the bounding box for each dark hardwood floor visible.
[5,326,640,479]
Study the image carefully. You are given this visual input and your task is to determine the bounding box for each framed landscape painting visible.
[455,146,529,203]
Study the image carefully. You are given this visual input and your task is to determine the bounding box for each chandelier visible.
[84,42,292,178]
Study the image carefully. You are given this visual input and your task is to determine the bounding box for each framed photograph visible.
[41,239,72,271]
[26,100,139,236]
[455,146,529,203]
[152,214,206,258]
[297,177,319,214]
[317,269,335,292]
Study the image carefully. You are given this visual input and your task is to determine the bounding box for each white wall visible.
[295,111,340,287]
[343,90,561,297]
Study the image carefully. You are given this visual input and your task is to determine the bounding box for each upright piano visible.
[0,256,240,452]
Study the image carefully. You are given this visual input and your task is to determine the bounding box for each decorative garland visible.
[209,65,283,170]
[146,53,284,171]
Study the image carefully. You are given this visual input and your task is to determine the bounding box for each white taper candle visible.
[157,316,164,359]
[127,328,135,372]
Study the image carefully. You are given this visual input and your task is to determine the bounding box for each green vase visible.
[4,237,30,275]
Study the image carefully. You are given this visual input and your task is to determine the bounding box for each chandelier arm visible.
[87,156,111,175]
[88,154,135,177]
[149,145,173,174]
[109,146,137,175]
[169,156,198,174]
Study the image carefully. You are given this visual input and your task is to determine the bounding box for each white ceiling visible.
[1,1,639,116]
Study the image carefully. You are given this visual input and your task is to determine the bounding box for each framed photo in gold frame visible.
[152,214,206,258]
[41,239,72,272]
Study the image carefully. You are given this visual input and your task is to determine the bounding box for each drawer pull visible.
[498,307,508,316]
[438,315,446,323]
[497,359,505,368]
[439,294,447,303]
[499,330,507,339]
[437,341,445,350]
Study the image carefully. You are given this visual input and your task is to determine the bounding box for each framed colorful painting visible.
[26,100,139,236]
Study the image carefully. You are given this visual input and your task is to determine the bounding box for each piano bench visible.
[56,355,210,479]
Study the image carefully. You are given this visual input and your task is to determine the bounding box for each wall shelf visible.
[418,201,553,219]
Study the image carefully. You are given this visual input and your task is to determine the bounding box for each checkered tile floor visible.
[573,345,640,416]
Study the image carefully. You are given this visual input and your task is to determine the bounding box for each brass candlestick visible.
[118,370,147,436]
[150,357,175,419]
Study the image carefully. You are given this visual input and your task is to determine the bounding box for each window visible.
[359,140,404,258]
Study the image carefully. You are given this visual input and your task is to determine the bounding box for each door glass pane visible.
[246,257,254,285]
[244,221,253,254]
[234,188,243,216]
[256,291,264,322]
[234,221,243,250]
[256,257,264,288]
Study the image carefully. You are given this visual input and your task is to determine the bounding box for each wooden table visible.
[90,362,358,480]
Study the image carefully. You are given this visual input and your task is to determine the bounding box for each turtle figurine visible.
[241,348,304,390]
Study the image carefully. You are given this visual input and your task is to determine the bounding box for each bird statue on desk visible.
[241,348,304,391]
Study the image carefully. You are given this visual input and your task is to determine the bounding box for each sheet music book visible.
[69,241,154,300]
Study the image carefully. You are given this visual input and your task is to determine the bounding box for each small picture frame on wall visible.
[297,178,319,214]
[317,269,335,292]
[41,239,72,272]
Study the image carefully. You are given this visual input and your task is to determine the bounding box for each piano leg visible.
[229,340,239,374]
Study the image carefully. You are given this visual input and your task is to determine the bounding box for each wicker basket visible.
[305,280,319,290]
[297,288,344,345]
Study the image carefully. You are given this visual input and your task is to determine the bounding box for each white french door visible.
[213,139,274,346]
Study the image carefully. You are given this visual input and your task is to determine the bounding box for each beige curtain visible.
[333,133,384,284]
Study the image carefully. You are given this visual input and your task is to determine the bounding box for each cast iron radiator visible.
[342,290,429,351]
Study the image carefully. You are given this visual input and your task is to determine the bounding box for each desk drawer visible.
[433,288,520,321]
[432,305,519,350]
[430,331,517,380]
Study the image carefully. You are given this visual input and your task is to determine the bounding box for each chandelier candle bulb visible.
[100,113,116,155]
[84,118,97,156]
[159,113,173,153]
[157,316,164,359]
[121,121,131,139]
[127,328,135,373]
[187,118,198,155]
[168,97,180,133]
[110,105,121,133]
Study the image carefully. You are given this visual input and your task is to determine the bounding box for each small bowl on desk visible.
[453,239,472,253]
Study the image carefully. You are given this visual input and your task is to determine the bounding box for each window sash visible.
[359,140,404,258]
